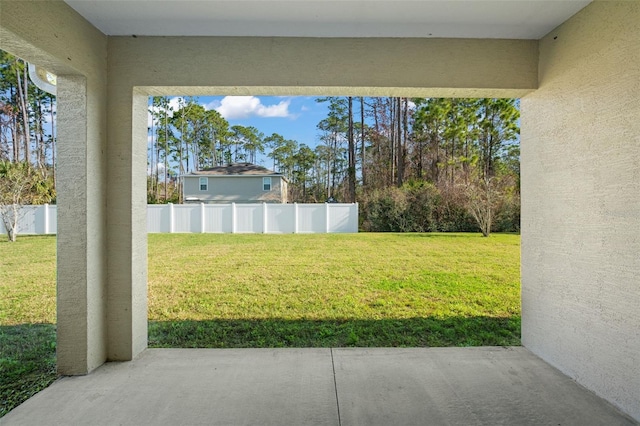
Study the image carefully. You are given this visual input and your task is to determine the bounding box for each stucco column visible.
[56,75,108,375]
[1,0,110,376]
[105,86,148,361]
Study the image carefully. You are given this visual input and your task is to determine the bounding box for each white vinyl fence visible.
[0,204,57,236]
[147,203,358,233]
[1,203,358,235]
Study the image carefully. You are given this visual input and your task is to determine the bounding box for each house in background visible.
[182,163,288,204]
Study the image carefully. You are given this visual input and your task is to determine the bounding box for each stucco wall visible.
[184,176,285,203]
[0,0,109,375]
[521,1,640,420]
[110,36,537,98]
[106,34,538,363]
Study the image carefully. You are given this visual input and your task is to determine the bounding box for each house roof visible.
[184,163,284,177]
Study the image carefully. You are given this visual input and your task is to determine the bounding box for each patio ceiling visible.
[64,0,591,39]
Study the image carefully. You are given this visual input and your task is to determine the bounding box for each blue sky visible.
[151,95,332,168]
[205,96,328,149]
[188,96,326,142]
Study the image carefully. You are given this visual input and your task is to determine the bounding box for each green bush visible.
[359,182,517,233]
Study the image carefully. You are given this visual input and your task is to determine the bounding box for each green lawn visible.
[148,233,521,347]
[1,232,520,416]
[0,235,57,418]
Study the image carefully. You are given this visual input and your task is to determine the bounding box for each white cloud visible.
[204,100,221,111]
[215,96,291,119]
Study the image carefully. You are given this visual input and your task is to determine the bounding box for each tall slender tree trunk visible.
[360,97,366,187]
[451,135,455,187]
[163,108,168,202]
[36,96,46,172]
[347,97,356,203]
[12,114,19,162]
[210,127,216,168]
[148,118,154,200]
[148,120,154,201]
[464,133,470,184]
[417,137,423,179]
[9,86,20,163]
[403,99,408,151]
[326,149,331,198]
[389,98,395,186]
[396,97,404,187]
[16,66,30,164]
[330,133,337,196]
[154,121,160,200]
[50,95,56,188]
[179,117,185,203]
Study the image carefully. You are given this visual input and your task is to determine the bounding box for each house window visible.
[263,177,272,191]
[199,177,208,191]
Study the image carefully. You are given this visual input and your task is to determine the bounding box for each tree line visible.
[0,51,56,241]
[148,96,520,235]
[0,51,56,177]
[0,46,519,239]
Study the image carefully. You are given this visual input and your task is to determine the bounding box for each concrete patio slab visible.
[332,347,636,426]
[1,348,339,426]
[2,347,636,425]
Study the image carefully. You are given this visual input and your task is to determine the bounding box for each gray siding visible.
[183,176,286,203]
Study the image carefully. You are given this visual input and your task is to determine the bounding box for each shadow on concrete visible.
[148,316,521,348]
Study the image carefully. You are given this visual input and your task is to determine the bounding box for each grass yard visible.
[1,232,520,417]
[0,235,57,417]
[148,233,521,348]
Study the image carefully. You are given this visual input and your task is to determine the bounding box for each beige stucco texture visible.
[521,1,640,420]
[105,29,539,372]
[1,0,109,375]
[1,0,639,421]
[109,36,538,98]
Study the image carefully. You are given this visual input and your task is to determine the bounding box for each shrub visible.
[360,182,479,233]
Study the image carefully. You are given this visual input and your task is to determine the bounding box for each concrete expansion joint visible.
[330,347,342,426]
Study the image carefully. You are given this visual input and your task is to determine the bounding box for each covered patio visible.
[0,0,638,423]
[3,347,635,425]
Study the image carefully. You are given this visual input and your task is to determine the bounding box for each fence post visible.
[354,202,358,233]
[200,203,206,233]
[44,203,50,234]
[231,203,236,234]
[294,203,298,234]
[263,202,268,234]
[169,203,174,233]
[325,203,330,233]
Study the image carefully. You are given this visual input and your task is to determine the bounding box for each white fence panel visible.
[147,204,170,233]
[328,204,359,233]
[204,204,233,233]
[48,205,57,234]
[297,204,327,233]
[16,205,38,234]
[6,203,358,235]
[235,204,263,233]
[0,204,57,235]
[266,204,295,234]
[173,205,201,233]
